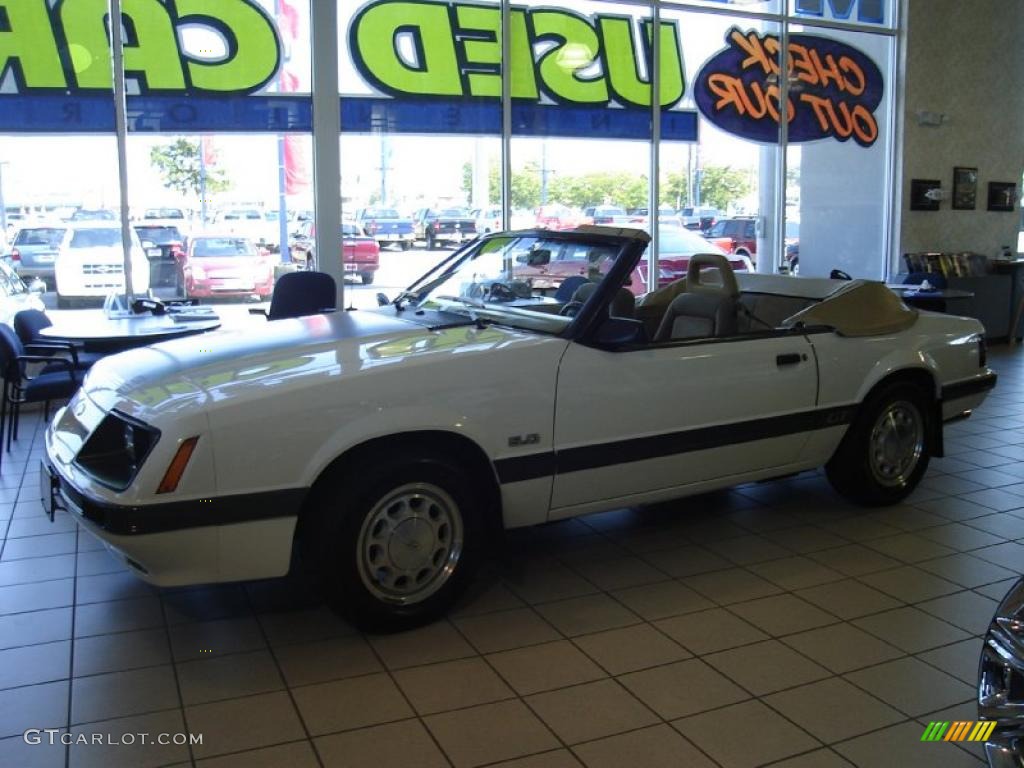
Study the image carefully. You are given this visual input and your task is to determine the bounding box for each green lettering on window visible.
[352,0,463,97]
[176,0,280,92]
[532,10,607,104]
[0,1,66,88]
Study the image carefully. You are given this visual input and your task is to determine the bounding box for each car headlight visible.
[73,412,160,490]
[979,578,1024,760]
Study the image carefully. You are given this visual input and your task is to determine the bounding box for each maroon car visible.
[184,235,274,300]
[291,222,380,285]
[707,216,758,263]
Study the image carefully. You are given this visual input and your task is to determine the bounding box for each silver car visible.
[978,577,1024,766]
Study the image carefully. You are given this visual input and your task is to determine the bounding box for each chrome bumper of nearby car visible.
[979,577,1024,767]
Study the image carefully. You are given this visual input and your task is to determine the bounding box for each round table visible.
[39,310,221,353]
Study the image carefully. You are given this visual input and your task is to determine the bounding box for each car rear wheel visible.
[360,272,374,285]
[427,231,437,250]
[307,455,482,631]
[400,241,411,251]
[826,381,931,506]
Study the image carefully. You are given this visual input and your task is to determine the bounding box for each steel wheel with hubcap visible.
[307,452,483,631]
[826,381,931,506]
[356,482,464,606]
[867,401,924,488]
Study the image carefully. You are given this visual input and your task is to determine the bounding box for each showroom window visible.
[0,0,901,312]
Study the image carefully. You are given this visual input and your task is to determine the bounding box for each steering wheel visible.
[559,301,584,317]
[484,282,519,302]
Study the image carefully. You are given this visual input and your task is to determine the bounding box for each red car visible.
[707,216,757,262]
[184,235,274,300]
[515,227,750,296]
[291,222,380,285]
[535,204,585,231]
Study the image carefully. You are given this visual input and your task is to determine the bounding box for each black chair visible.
[0,324,86,471]
[902,272,947,312]
[13,309,104,368]
[554,275,588,303]
[250,271,337,320]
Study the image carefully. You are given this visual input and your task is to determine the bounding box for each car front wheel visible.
[309,455,482,631]
[826,382,931,506]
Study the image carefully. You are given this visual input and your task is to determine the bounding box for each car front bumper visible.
[41,452,303,587]
[188,276,273,299]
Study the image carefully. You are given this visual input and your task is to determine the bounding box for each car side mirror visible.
[516,249,551,267]
[376,292,390,307]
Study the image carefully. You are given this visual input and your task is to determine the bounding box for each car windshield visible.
[408,234,624,334]
[144,209,183,219]
[342,224,363,236]
[71,209,116,221]
[192,237,257,257]
[70,228,122,248]
[14,228,64,246]
[441,208,469,217]
[366,209,400,219]
[656,228,725,256]
[135,226,182,243]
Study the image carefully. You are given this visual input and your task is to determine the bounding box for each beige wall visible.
[900,0,1024,259]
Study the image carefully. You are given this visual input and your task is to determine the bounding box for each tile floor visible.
[2,351,1022,768]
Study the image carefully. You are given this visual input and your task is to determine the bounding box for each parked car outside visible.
[42,226,995,631]
[0,259,44,325]
[133,222,189,293]
[6,224,65,288]
[68,208,117,222]
[583,205,629,225]
[708,216,757,262]
[54,222,151,308]
[354,207,416,250]
[143,208,186,221]
[783,219,800,274]
[473,206,503,234]
[290,221,380,284]
[681,206,720,232]
[183,235,274,301]
[212,208,279,251]
[535,204,584,230]
[413,208,478,249]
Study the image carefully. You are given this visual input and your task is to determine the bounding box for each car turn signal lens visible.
[157,437,199,494]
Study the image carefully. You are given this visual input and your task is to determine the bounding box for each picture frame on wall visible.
[952,166,978,210]
[988,182,1018,212]
[910,179,942,211]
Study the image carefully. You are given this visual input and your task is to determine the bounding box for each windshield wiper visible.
[436,295,486,309]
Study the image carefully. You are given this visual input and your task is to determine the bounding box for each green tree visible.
[697,165,751,210]
[548,171,648,209]
[149,138,229,199]
[461,161,541,210]
[661,172,690,209]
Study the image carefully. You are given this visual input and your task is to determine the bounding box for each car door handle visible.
[776,353,805,367]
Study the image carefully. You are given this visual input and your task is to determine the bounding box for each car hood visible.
[79,310,539,423]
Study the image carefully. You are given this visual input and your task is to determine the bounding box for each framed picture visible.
[910,179,941,211]
[952,166,978,210]
[988,181,1018,212]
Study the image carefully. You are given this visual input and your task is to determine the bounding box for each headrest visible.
[686,253,740,298]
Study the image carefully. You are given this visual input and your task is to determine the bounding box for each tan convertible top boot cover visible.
[785,280,919,337]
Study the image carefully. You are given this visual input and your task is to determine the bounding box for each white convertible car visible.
[42,227,996,628]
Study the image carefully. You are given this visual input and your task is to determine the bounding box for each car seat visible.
[654,253,739,341]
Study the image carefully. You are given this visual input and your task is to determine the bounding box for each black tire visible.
[426,232,436,250]
[360,272,374,285]
[400,241,411,251]
[306,453,483,631]
[826,381,932,506]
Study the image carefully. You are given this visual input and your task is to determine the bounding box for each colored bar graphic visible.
[921,721,997,742]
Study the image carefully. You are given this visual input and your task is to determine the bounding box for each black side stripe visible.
[941,373,997,402]
[494,404,857,484]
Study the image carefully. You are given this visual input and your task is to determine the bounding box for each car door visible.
[550,332,819,511]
